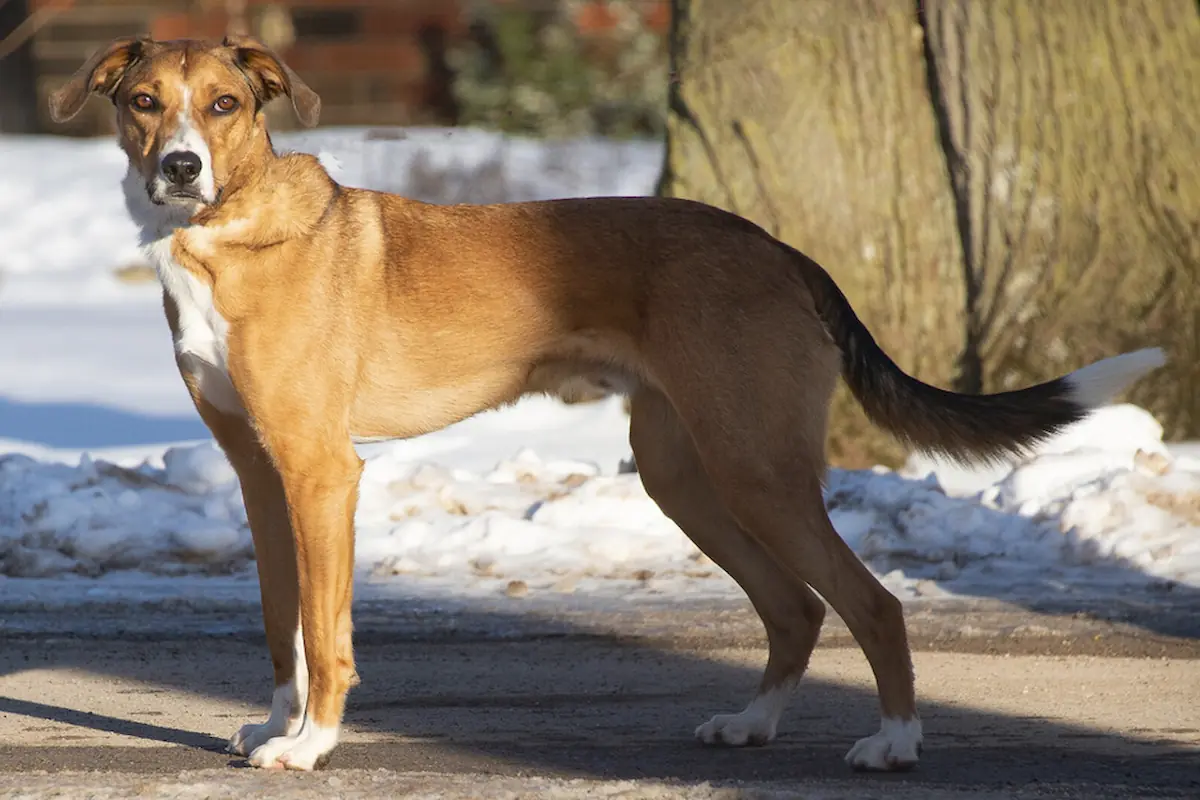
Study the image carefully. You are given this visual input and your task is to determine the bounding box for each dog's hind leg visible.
[734,470,922,772]
[675,394,921,770]
[645,295,921,771]
[630,388,826,747]
[188,399,307,758]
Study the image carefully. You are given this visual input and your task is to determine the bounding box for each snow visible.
[852,405,1200,589]
[3,403,1197,597]
[1,127,1195,604]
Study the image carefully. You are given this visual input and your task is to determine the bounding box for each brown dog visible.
[50,36,1163,771]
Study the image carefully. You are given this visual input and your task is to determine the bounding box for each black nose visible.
[161,151,202,186]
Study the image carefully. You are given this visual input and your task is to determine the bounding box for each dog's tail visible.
[793,248,1165,463]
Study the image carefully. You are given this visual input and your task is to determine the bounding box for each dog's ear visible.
[49,36,152,123]
[224,35,320,128]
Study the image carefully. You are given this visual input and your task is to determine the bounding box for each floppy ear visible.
[49,36,152,123]
[224,35,320,128]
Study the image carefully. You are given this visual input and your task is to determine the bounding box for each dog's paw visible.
[226,683,303,757]
[247,721,339,771]
[228,717,293,757]
[694,688,790,747]
[695,712,776,747]
[845,717,922,771]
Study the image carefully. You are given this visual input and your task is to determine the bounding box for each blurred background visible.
[2,9,1199,791]
[0,0,669,138]
[0,0,1196,471]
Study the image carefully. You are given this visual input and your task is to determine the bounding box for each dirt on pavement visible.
[0,595,1198,798]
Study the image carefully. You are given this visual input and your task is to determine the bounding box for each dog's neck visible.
[124,128,338,270]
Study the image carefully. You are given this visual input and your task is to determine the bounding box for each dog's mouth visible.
[147,183,222,208]
[150,185,202,204]
[161,188,203,202]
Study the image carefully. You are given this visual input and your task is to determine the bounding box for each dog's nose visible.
[161,151,202,186]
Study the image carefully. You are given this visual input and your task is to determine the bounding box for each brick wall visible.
[27,0,670,136]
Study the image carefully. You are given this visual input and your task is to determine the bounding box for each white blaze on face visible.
[156,85,217,203]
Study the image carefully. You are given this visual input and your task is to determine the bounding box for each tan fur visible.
[53,35,1041,771]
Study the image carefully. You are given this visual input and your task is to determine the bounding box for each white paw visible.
[694,687,790,747]
[228,718,291,757]
[695,712,776,747]
[227,681,304,756]
[845,717,922,771]
[247,719,339,771]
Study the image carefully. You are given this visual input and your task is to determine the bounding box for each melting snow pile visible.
[835,411,1200,590]
[0,446,250,577]
[2,404,1197,594]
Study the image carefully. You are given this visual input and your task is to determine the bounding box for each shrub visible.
[449,0,667,139]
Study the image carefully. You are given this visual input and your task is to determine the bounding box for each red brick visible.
[361,73,427,104]
[282,40,426,78]
[150,11,229,42]
[361,5,467,40]
[313,94,436,127]
[244,0,451,8]
[290,70,358,100]
[574,1,619,35]
[640,1,670,33]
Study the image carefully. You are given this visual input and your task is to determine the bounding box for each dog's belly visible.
[347,357,637,445]
[525,359,638,400]
[348,365,530,442]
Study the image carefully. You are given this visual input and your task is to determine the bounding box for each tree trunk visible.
[920,0,1200,441]
[661,0,1200,467]
[0,0,41,134]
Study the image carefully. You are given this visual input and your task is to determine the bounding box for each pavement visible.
[1,589,1198,798]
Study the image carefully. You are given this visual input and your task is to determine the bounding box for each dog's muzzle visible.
[147,150,216,205]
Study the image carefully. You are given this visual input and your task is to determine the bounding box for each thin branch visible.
[0,0,74,62]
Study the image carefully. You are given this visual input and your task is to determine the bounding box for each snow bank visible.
[0,447,248,578]
[0,127,662,302]
[3,404,1197,592]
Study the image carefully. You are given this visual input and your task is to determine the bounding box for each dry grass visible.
[111,262,157,284]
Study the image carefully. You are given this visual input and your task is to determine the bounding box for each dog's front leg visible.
[183,391,308,757]
[244,434,363,771]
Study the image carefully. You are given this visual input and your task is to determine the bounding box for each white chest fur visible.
[121,166,243,418]
[146,234,244,416]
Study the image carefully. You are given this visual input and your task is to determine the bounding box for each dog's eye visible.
[131,93,156,111]
[213,95,239,114]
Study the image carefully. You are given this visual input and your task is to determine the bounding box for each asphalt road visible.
[1,593,1198,798]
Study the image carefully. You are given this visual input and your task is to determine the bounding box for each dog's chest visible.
[147,236,243,416]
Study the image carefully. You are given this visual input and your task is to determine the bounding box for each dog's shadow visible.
[2,599,1197,791]
[0,696,228,753]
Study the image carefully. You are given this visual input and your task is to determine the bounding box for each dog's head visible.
[49,36,319,212]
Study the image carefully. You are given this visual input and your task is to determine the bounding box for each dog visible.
[50,36,1164,772]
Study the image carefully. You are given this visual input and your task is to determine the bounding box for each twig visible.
[0,0,75,63]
